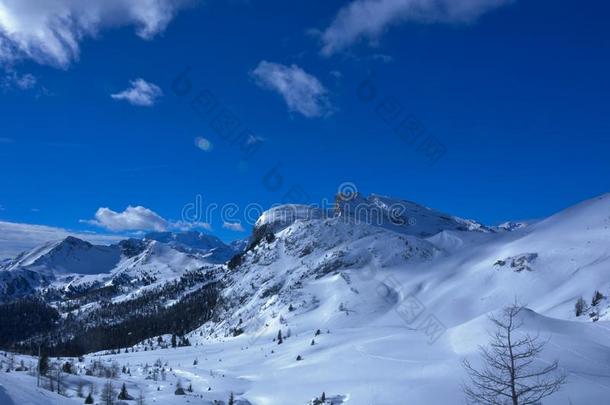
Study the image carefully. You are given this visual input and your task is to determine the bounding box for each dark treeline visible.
[1,269,222,356]
[0,297,60,348]
[47,283,219,355]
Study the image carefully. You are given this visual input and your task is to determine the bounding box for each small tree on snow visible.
[100,381,116,405]
[136,390,145,405]
[175,379,186,395]
[118,382,130,400]
[575,297,587,316]
[76,380,85,398]
[228,392,235,405]
[592,291,604,306]
[312,392,327,405]
[38,352,49,377]
[462,303,566,405]
[277,330,283,345]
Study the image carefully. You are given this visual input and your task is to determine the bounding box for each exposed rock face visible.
[494,253,539,272]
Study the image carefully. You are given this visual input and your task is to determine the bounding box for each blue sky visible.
[0,0,609,247]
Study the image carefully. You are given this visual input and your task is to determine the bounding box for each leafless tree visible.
[7,353,14,371]
[136,389,145,405]
[463,304,566,405]
[101,380,116,405]
[55,367,65,396]
[76,379,85,398]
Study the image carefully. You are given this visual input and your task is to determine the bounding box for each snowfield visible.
[1,193,610,404]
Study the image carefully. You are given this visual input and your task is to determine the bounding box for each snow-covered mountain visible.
[207,193,610,338]
[2,236,121,274]
[335,192,492,236]
[1,193,610,404]
[144,231,237,263]
[0,231,238,303]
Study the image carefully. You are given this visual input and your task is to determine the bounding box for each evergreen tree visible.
[171,334,177,348]
[575,297,587,316]
[38,352,49,376]
[118,382,130,400]
[228,392,235,405]
[277,330,283,345]
[592,290,604,306]
[175,379,186,395]
[84,392,94,404]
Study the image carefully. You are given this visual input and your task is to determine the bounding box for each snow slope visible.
[2,193,610,404]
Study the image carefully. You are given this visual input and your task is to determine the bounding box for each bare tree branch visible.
[462,303,566,405]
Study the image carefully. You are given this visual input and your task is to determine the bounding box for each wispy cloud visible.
[222,221,245,232]
[320,0,512,55]
[0,220,122,259]
[2,70,37,90]
[0,0,192,68]
[111,78,163,106]
[173,220,213,232]
[251,61,333,118]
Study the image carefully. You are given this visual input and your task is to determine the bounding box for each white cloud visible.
[85,205,169,232]
[0,220,122,259]
[83,205,213,233]
[222,221,245,232]
[321,0,512,55]
[251,61,333,118]
[111,78,163,106]
[2,70,36,89]
[0,0,192,68]
[194,136,213,152]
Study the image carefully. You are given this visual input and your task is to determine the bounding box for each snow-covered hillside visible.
[1,193,610,404]
[0,231,238,303]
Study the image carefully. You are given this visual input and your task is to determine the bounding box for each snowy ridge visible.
[1,193,610,404]
[0,231,239,303]
[335,193,492,237]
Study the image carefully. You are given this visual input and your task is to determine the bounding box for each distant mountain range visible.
[0,230,242,303]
